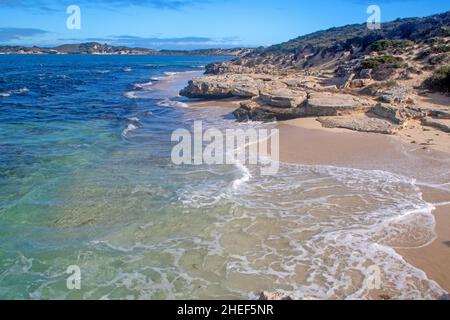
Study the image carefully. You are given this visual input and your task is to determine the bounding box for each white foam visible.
[0,87,29,97]
[121,123,138,137]
[124,91,138,99]
[127,117,141,123]
[133,81,153,90]
[176,158,445,298]
[156,99,189,108]
[16,87,29,94]
[231,162,252,190]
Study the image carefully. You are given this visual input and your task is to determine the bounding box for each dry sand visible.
[278,117,450,294]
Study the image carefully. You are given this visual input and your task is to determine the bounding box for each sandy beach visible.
[278,118,450,294]
[179,60,450,296]
[184,91,450,295]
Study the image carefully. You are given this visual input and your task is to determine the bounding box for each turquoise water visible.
[0,55,445,299]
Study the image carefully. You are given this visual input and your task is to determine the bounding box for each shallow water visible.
[0,55,445,299]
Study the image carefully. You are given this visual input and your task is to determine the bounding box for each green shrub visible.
[370,39,414,52]
[423,65,450,93]
[361,55,404,69]
[430,44,450,54]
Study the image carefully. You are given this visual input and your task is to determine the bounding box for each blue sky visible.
[0,0,448,49]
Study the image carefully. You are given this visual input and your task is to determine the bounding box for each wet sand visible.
[278,118,450,294]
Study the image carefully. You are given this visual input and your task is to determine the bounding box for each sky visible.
[0,0,449,50]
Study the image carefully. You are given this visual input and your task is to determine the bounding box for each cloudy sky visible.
[0,0,448,50]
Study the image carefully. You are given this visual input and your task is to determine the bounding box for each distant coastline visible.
[0,42,254,57]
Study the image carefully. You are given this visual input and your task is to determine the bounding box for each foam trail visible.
[232,162,252,190]
[157,99,189,108]
[133,81,153,90]
[122,123,138,137]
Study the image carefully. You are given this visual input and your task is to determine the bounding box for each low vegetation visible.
[430,44,450,54]
[423,65,450,93]
[361,56,404,69]
[369,39,414,52]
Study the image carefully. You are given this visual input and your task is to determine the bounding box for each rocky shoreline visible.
[175,10,450,300]
[179,71,450,138]
[179,11,450,141]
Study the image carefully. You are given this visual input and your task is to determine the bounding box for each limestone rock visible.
[179,76,235,98]
[231,84,260,97]
[348,79,371,89]
[376,87,415,105]
[371,103,427,125]
[180,75,266,99]
[360,69,373,79]
[427,107,450,119]
[282,78,319,90]
[301,92,372,117]
[318,115,400,134]
[421,117,450,133]
[180,74,288,99]
[233,99,304,122]
[259,88,307,108]
[341,73,356,89]
[320,85,339,91]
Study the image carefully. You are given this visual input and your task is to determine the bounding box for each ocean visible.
[0,55,445,299]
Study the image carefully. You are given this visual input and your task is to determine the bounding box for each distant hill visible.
[0,42,254,57]
[209,11,449,73]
